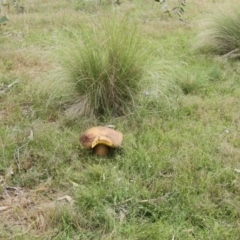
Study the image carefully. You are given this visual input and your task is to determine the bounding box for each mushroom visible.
[79,126,123,157]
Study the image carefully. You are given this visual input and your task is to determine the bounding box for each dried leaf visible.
[234,169,240,174]
[119,208,127,222]
[5,186,24,197]
[0,206,11,211]
[5,167,14,179]
[0,175,5,184]
[38,214,45,230]
[57,195,74,204]
[27,129,34,141]
[69,180,79,187]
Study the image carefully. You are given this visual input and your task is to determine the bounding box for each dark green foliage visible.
[0,15,8,25]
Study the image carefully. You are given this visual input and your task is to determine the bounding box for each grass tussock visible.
[194,0,240,57]
[58,15,150,117]
[1,0,240,239]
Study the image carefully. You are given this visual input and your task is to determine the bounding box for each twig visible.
[222,48,240,59]
[15,142,29,173]
[5,186,24,196]
[7,80,19,89]
[113,197,133,206]
[227,53,240,59]
[0,80,19,94]
[113,193,171,206]
[138,193,171,203]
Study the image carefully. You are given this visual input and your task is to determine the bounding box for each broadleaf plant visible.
[156,0,186,21]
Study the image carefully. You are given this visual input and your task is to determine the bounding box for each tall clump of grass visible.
[194,0,240,57]
[59,15,150,117]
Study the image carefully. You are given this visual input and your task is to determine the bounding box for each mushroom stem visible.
[93,144,110,157]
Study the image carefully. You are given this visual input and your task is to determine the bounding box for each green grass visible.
[57,15,151,117]
[1,0,240,239]
[193,0,240,57]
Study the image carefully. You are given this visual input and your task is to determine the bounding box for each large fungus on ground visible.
[79,126,123,157]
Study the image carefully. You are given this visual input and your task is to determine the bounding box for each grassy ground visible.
[1,0,240,239]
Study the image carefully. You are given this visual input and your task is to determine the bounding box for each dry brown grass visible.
[0,181,78,239]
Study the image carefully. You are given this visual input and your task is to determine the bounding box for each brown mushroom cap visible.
[79,126,123,150]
